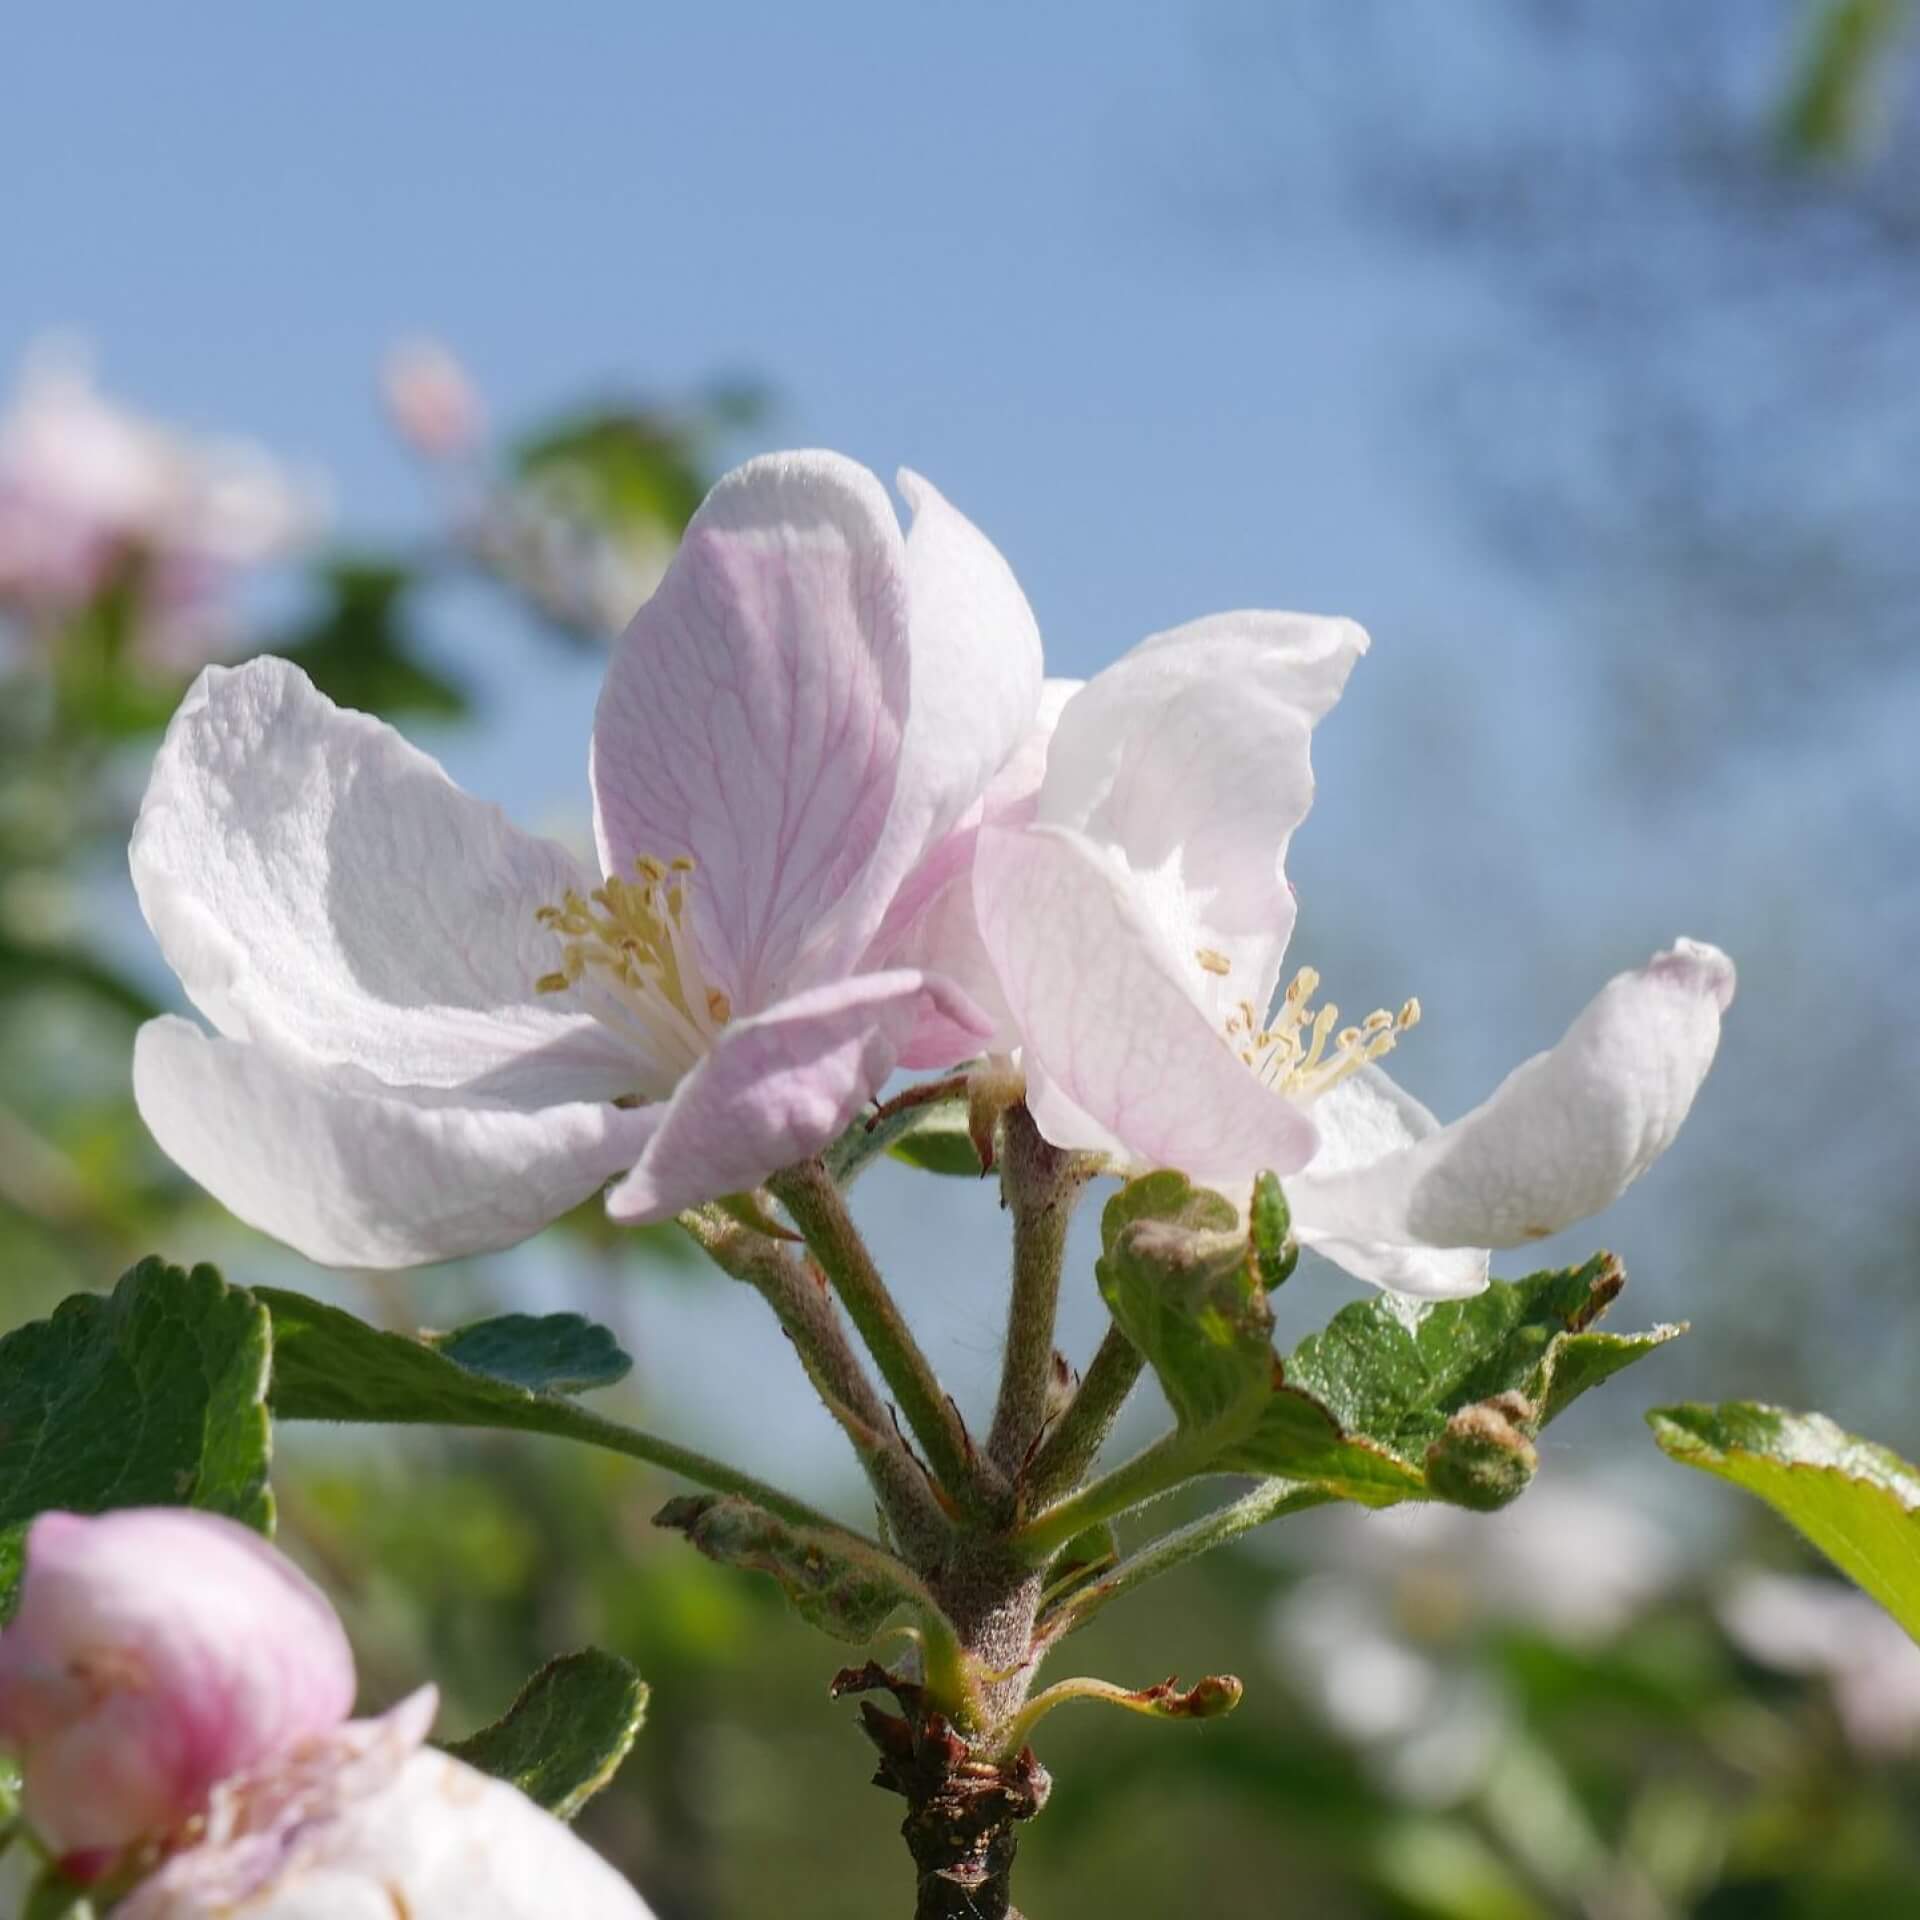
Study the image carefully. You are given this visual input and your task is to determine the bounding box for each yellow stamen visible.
[1240,964,1422,1101]
[533,855,730,1097]
[1195,947,1232,976]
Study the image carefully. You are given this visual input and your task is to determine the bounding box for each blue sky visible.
[10,5,1887,1489]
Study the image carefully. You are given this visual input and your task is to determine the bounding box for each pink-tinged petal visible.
[0,1510,354,1859]
[591,452,911,1012]
[975,824,1319,1182]
[1286,1071,1489,1299]
[1036,613,1366,1024]
[134,1017,659,1270]
[871,679,1081,1064]
[132,657,635,1106]
[120,1691,656,1920]
[605,970,991,1223]
[877,468,1042,870]
[1288,940,1736,1252]
[884,864,1015,1067]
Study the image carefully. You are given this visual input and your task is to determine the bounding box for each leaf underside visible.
[1650,1399,1920,1642]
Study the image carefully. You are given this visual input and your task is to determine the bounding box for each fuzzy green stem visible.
[1013,1427,1202,1562]
[771,1159,994,1515]
[1022,1324,1144,1510]
[1036,1478,1329,1644]
[986,1104,1091,1480]
[678,1208,950,1561]
[530,1399,871,1544]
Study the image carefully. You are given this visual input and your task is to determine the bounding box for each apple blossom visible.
[0,1509,355,1862]
[131,450,1041,1266]
[0,343,314,667]
[380,338,485,461]
[117,1689,657,1920]
[897,611,1735,1298]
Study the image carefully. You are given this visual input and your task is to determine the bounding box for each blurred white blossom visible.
[0,341,319,668]
[1720,1571,1920,1757]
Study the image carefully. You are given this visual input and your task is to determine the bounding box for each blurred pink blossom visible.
[381,338,485,460]
[0,1509,356,1864]
[0,343,318,669]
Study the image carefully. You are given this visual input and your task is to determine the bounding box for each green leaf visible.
[1649,1401,1920,1640]
[1099,1171,1239,1256]
[823,1091,977,1186]
[0,1259,273,1607]
[1222,1254,1681,1510]
[445,1649,648,1820]
[260,1289,631,1430]
[511,408,709,536]
[427,1313,631,1394]
[654,1492,933,1644]
[886,1107,985,1176]
[277,559,470,720]
[258,1289,850,1538]
[20,1871,92,1920]
[1097,1214,1273,1451]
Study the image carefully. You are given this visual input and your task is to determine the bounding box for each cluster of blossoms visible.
[129,448,1733,1289]
[0,1508,653,1916]
[0,344,315,670]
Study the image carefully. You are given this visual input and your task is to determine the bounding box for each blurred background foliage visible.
[2,2,1918,1915]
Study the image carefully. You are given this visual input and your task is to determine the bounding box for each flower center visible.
[1218,960,1421,1103]
[536,856,731,1098]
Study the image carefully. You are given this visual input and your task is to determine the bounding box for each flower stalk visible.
[985,1103,1094,1482]
[1021,1322,1144,1512]
[677,1206,950,1561]
[771,1158,998,1517]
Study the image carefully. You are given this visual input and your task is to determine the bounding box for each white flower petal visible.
[590,451,913,1012]
[975,823,1318,1180]
[885,467,1043,868]
[1288,1069,1489,1298]
[119,1696,653,1920]
[1288,940,1736,1252]
[1036,612,1367,1021]
[870,678,1081,1064]
[134,1017,657,1269]
[132,656,634,1106]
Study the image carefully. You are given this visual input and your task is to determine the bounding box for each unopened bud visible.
[0,1509,356,1861]
[381,339,484,460]
[1424,1392,1539,1512]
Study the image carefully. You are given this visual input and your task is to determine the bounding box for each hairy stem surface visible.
[678,1208,950,1561]
[986,1104,1092,1481]
[772,1159,995,1515]
[1022,1323,1145,1511]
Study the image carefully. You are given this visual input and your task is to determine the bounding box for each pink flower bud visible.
[380,340,484,459]
[0,1509,356,1861]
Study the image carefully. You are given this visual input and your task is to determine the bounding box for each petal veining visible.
[134,1017,659,1270]
[591,452,912,1013]
[132,656,633,1105]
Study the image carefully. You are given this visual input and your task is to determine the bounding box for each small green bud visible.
[1424,1390,1539,1511]
[1250,1171,1298,1290]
